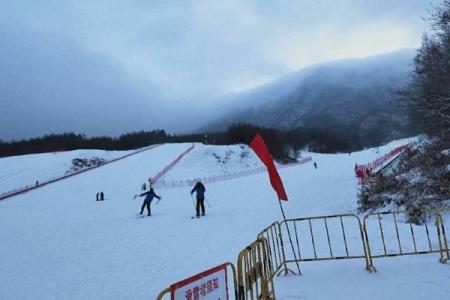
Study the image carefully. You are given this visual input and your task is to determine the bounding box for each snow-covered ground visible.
[0,149,136,193]
[276,255,450,300]
[0,138,448,300]
[159,144,262,181]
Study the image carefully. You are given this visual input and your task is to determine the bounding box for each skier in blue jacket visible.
[138,187,161,216]
[190,181,206,217]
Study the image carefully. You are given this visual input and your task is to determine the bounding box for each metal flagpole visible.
[278,198,302,275]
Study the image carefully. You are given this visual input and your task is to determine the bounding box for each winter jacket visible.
[139,188,160,203]
[190,182,206,199]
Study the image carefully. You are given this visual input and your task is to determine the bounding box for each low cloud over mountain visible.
[206,49,417,146]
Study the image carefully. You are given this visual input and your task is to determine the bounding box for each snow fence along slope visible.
[355,138,417,181]
[0,144,160,201]
[151,143,195,184]
[153,144,312,189]
[1,139,448,300]
[0,149,134,192]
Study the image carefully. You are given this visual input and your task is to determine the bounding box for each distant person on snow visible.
[138,187,161,216]
[141,183,146,191]
[313,162,317,169]
[190,181,206,218]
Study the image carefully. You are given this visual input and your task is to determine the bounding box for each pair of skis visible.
[132,194,209,219]
[190,194,211,219]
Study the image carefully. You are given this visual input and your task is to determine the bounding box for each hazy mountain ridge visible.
[206,49,417,145]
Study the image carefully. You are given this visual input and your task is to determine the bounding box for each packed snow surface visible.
[0,138,448,300]
[0,149,135,193]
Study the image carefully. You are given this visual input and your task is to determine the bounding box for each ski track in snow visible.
[1,138,449,300]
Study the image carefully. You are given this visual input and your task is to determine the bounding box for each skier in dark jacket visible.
[190,181,206,217]
[138,188,161,216]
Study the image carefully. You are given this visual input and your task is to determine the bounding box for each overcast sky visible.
[0,0,440,140]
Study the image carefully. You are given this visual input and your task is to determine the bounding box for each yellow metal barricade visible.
[237,238,276,300]
[436,208,450,263]
[280,214,370,269]
[156,287,170,300]
[257,221,294,278]
[156,208,450,300]
[363,209,446,271]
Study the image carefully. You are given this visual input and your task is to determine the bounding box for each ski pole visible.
[190,194,196,210]
[205,197,211,208]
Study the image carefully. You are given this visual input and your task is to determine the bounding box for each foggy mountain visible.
[206,49,416,145]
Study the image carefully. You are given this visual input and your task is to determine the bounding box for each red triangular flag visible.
[250,132,288,201]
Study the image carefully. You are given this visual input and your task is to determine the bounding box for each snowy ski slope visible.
[0,138,449,300]
[0,149,135,193]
